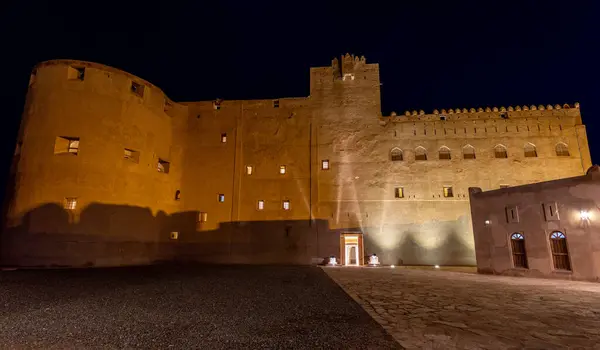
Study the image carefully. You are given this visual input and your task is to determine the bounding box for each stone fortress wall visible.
[1,54,592,267]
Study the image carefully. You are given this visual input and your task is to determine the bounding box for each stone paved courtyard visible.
[323,267,600,349]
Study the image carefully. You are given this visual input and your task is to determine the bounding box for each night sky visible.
[1,1,598,195]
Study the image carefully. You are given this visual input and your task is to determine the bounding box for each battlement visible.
[332,53,368,80]
[383,103,581,123]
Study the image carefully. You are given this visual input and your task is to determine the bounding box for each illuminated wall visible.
[469,168,600,281]
[1,55,592,267]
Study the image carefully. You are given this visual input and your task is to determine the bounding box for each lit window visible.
[64,197,77,210]
[273,100,279,108]
[443,186,454,198]
[221,133,227,143]
[131,81,145,98]
[218,194,225,202]
[257,200,264,210]
[198,212,207,223]
[322,160,329,170]
[124,148,140,163]
[394,187,404,198]
[246,165,253,175]
[555,143,570,157]
[279,165,286,174]
[157,159,170,174]
[54,136,80,155]
[282,200,290,210]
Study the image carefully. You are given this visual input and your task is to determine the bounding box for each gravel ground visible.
[0,265,399,349]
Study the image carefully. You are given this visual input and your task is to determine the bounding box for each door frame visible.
[339,233,365,266]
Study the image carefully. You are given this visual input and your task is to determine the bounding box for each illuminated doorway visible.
[345,244,358,266]
[340,233,364,266]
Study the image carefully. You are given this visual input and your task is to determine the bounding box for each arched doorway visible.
[510,233,528,268]
[550,231,571,270]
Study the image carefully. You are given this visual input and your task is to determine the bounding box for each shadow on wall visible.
[359,216,476,266]
[0,202,339,268]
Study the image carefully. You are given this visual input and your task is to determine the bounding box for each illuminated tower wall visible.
[1,56,591,267]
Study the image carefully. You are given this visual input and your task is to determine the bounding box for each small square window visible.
[198,212,207,223]
[543,202,560,221]
[124,148,140,163]
[246,165,253,175]
[64,197,77,210]
[218,194,225,202]
[257,200,264,210]
[394,187,404,198]
[170,232,179,240]
[505,205,519,223]
[54,136,80,155]
[131,81,145,98]
[279,165,286,174]
[68,66,85,81]
[322,160,329,170]
[273,100,279,108]
[157,159,170,174]
[440,115,447,121]
[213,100,221,110]
[282,200,290,210]
[221,133,227,143]
[443,186,454,198]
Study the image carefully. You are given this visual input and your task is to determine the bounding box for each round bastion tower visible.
[3,60,185,267]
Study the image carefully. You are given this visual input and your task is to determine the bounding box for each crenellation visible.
[2,55,591,268]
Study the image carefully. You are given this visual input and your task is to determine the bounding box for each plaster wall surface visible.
[1,55,592,267]
[469,168,600,281]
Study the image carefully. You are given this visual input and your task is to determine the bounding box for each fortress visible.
[1,54,592,267]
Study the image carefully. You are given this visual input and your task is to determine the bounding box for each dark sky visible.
[1,1,598,188]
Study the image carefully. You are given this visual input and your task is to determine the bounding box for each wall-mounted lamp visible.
[580,210,591,220]
[484,220,491,225]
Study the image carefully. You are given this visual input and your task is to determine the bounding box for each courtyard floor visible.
[0,265,398,349]
[323,267,600,349]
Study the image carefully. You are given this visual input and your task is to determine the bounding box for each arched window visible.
[550,231,570,270]
[175,190,181,201]
[524,143,537,157]
[494,144,508,159]
[390,148,403,161]
[415,147,427,161]
[438,146,451,160]
[510,233,528,268]
[463,145,476,159]
[555,143,570,157]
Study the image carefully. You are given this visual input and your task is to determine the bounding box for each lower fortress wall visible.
[0,202,474,267]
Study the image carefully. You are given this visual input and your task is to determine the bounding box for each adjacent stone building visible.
[469,167,600,281]
[1,54,592,267]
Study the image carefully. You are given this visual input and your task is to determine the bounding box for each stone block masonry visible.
[1,54,591,267]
